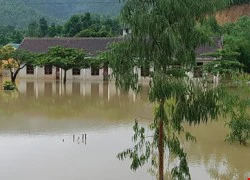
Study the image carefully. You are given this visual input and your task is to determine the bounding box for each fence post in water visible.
[73,134,75,142]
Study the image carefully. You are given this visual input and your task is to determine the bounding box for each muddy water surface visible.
[0,79,249,180]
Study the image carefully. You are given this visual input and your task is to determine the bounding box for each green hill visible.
[0,2,60,28]
[0,0,248,28]
[0,0,122,28]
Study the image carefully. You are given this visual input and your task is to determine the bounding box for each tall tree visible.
[39,17,49,37]
[107,0,229,179]
[27,21,39,37]
[48,23,57,37]
[38,46,88,84]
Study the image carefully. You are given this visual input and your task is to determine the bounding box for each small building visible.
[2,37,222,81]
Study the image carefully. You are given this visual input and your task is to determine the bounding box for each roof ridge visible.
[23,37,120,40]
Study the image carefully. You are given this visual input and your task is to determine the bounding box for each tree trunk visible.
[11,69,20,84]
[158,118,164,180]
[63,69,67,84]
[11,72,15,83]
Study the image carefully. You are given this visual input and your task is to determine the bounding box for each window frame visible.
[26,64,34,75]
[44,65,53,75]
[91,66,100,76]
[72,68,81,76]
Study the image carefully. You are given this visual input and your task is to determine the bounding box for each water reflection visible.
[0,80,150,133]
[0,79,249,180]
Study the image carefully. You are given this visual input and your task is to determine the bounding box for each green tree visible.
[62,13,120,37]
[203,49,243,78]
[63,15,82,37]
[27,21,39,37]
[39,17,49,37]
[10,30,24,43]
[0,25,24,45]
[48,23,57,37]
[107,0,228,179]
[38,46,88,84]
[0,46,35,83]
[222,16,250,73]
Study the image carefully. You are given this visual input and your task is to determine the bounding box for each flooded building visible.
[1,37,222,81]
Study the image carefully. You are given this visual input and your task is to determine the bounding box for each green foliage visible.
[27,22,40,37]
[3,81,16,90]
[39,17,49,37]
[222,16,250,73]
[207,16,250,73]
[0,45,35,82]
[229,0,250,5]
[109,0,230,179]
[63,13,120,37]
[203,49,243,77]
[38,46,87,70]
[222,84,250,145]
[37,46,88,83]
[0,26,24,45]
[225,108,250,145]
[0,1,59,28]
[22,13,120,38]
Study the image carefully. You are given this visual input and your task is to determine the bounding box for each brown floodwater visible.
[0,79,249,180]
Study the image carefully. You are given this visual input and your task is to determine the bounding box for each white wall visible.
[16,66,108,81]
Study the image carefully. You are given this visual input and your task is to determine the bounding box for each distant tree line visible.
[0,13,121,46]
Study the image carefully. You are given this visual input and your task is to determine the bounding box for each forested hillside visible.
[0,2,59,28]
[0,0,122,28]
[0,0,248,28]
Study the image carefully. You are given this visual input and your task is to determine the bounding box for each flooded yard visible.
[0,79,249,180]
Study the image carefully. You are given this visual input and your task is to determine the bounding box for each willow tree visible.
[108,0,229,179]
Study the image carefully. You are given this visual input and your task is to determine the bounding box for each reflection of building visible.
[17,79,139,101]
[2,37,222,81]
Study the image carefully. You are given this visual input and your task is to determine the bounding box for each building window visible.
[141,65,150,77]
[72,68,81,75]
[26,64,34,75]
[91,66,99,76]
[44,65,52,75]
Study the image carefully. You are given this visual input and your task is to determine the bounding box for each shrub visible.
[3,81,16,90]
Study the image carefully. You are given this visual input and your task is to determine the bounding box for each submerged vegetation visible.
[3,81,16,90]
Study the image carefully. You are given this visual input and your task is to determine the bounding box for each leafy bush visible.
[3,81,16,90]
[226,112,250,145]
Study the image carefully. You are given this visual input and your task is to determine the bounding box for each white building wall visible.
[18,66,57,80]
[83,68,104,81]
[16,66,109,81]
